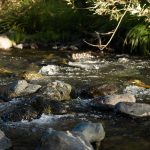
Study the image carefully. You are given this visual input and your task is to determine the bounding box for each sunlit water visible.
[0,49,150,150]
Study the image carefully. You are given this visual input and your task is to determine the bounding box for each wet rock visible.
[0,97,39,118]
[31,96,68,115]
[41,80,72,101]
[0,80,41,99]
[0,35,15,50]
[0,129,12,150]
[2,105,38,122]
[39,65,60,75]
[115,102,150,117]
[37,128,94,150]
[87,84,118,98]
[72,122,105,148]
[124,85,150,101]
[69,98,93,112]
[90,93,136,110]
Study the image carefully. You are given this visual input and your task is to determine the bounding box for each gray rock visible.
[72,122,105,143]
[9,80,29,95]
[37,128,94,150]
[91,93,136,110]
[0,80,41,99]
[0,129,12,150]
[22,84,41,94]
[115,102,150,117]
[42,80,72,101]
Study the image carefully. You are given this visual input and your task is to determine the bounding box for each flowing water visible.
[0,49,150,150]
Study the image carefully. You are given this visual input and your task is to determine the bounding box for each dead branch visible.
[84,0,131,52]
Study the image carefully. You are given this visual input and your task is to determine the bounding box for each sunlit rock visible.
[20,71,43,81]
[71,52,95,61]
[15,43,23,49]
[39,65,60,75]
[41,80,72,101]
[0,35,15,50]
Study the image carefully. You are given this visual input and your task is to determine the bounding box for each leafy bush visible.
[125,24,150,55]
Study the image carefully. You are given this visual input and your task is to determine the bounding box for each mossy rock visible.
[0,68,13,76]
[19,71,43,80]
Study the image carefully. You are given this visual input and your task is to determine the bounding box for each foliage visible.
[125,24,150,55]
[0,0,150,56]
[65,0,150,55]
[0,0,102,43]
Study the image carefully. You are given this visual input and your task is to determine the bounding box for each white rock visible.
[39,65,60,75]
[0,35,15,50]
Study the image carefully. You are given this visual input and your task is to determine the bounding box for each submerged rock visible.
[115,102,150,117]
[37,128,94,150]
[42,80,72,101]
[90,93,136,110]
[0,129,12,150]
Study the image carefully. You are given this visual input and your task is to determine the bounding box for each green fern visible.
[125,24,150,55]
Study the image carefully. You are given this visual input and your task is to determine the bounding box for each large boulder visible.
[37,128,94,150]
[72,122,105,148]
[115,102,150,117]
[42,80,72,101]
[0,80,41,100]
[90,93,136,110]
[0,35,15,50]
[0,129,12,150]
